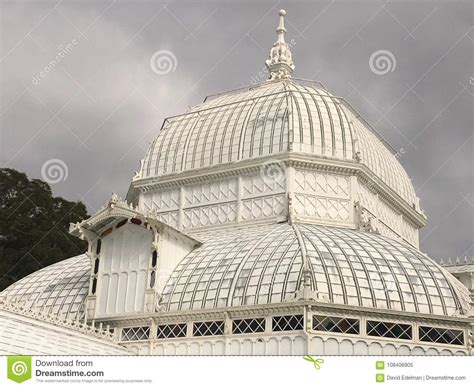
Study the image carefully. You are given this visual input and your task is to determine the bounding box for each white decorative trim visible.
[0,299,117,341]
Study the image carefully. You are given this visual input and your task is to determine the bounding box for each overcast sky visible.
[0,0,472,261]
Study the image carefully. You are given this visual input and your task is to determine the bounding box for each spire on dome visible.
[265,9,295,80]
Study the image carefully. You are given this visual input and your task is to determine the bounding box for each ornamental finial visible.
[265,9,295,80]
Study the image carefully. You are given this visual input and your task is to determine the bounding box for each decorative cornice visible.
[69,193,200,246]
[441,257,474,267]
[93,299,473,328]
[129,152,426,228]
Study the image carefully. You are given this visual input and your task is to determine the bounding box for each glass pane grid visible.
[1,254,90,320]
[312,315,359,334]
[157,323,187,339]
[272,314,304,332]
[193,321,224,336]
[366,320,412,340]
[121,326,150,341]
[419,326,464,346]
[232,318,265,334]
[161,222,469,315]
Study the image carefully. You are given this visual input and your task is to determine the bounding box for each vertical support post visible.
[186,321,193,338]
[350,175,358,225]
[265,315,273,333]
[286,163,293,222]
[304,304,312,355]
[149,318,156,355]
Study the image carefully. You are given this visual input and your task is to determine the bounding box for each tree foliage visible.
[0,168,88,291]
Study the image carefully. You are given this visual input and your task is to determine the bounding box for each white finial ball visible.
[279,9,286,16]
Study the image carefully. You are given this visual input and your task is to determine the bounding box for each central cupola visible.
[266,9,295,79]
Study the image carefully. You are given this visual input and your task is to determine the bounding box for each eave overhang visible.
[69,193,201,247]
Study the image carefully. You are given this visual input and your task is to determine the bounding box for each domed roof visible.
[136,9,420,209]
[161,223,469,315]
[4,225,468,318]
[0,254,89,320]
[139,79,418,208]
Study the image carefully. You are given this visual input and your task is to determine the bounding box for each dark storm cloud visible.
[0,0,472,260]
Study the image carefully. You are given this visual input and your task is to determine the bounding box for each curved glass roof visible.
[2,224,468,318]
[347,107,417,206]
[0,254,89,320]
[140,78,418,207]
[141,80,351,178]
[161,223,470,315]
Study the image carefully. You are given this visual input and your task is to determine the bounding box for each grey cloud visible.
[0,0,472,260]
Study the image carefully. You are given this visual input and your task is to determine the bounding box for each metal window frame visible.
[366,320,412,340]
[312,314,360,335]
[192,320,225,337]
[272,314,304,332]
[419,326,464,346]
[156,323,187,339]
[232,317,265,334]
[121,326,151,341]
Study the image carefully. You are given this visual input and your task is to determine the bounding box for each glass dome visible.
[161,223,469,315]
[3,226,468,318]
[1,254,89,320]
[139,79,418,208]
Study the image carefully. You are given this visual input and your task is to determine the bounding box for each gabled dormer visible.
[69,194,200,321]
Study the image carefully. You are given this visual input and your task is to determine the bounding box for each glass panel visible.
[366,320,412,340]
[312,315,359,334]
[193,321,225,336]
[156,323,187,339]
[121,326,150,341]
[232,318,265,334]
[419,326,464,346]
[272,315,304,331]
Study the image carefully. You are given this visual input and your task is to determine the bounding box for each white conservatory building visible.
[1,10,473,356]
